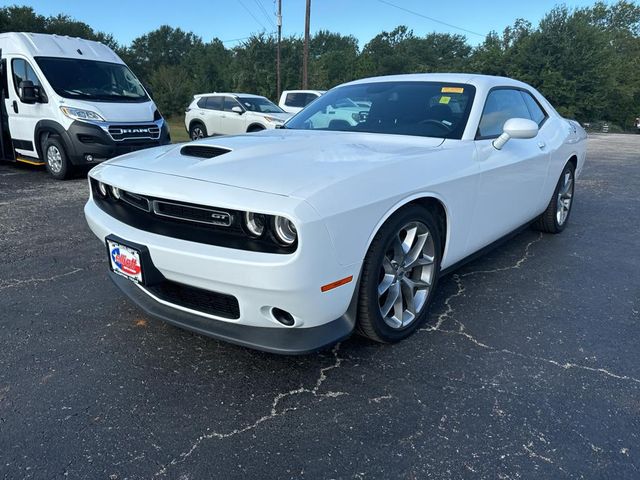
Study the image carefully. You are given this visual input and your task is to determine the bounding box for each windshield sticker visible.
[441,87,464,94]
[439,96,451,104]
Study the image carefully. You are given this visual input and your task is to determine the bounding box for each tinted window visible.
[521,91,546,126]
[12,58,41,93]
[285,93,306,108]
[223,96,241,112]
[197,97,207,108]
[206,96,223,110]
[303,93,318,106]
[478,89,531,138]
[286,82,476,140]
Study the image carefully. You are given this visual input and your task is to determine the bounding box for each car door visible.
[6,57,48,159]
[219,96,247,134]
[201,96,223,135]
[468,87,550,253]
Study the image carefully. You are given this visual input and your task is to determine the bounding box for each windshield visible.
[35,57,149,103]
[238,96,284,114]
[286,81,476,139]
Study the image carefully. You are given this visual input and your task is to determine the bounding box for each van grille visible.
[108,124,160,141]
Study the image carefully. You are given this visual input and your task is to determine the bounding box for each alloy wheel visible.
[556,169,574,226]
[377,221,435,329]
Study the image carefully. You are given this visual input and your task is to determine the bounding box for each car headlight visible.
[60,106,105,122]
[264,116,283,124]
[273,216,297,245]
[97,181,108,197]
[243,212,266,237]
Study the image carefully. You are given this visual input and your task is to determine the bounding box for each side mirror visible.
[19,80,37,104]
[231,106,244,115]
[493,118,538,150]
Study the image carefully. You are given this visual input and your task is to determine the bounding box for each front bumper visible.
[109,272,354,354]
[84,185,360,353]
[63,119,171,165]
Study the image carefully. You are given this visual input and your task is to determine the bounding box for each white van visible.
[0,32,170,179]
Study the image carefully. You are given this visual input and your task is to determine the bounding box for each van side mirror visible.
[493,118,538,150]
[19,80,37,104]
[231,106,244,114]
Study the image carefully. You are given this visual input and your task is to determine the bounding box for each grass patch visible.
[166,116,190,143]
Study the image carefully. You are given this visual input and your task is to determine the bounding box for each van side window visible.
[12,58,41,94]
[477,88,531,138]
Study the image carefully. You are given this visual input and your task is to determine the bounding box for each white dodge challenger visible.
[84,73,587,354]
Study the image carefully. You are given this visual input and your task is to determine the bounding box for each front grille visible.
[152,200,232,226]
[145,280,240,319]
[121,191,150,212]
[108,124,160,141]
[90,179,296,254]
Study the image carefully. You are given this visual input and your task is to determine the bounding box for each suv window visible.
[12,58,41,94]
[521,91,547,126]
[205,96,222,110]
[223,96,241,112]
[478,88,532,138]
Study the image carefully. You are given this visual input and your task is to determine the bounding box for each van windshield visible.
[35,57,149,103]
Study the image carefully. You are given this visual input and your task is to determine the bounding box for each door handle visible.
[537,141,546,149]
[12,101,18,113]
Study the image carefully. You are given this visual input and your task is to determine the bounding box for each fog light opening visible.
[272,307,295,327]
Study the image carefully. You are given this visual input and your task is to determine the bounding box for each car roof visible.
[343,73,531,90]
[194,92,265,99]
[282,89,325,94]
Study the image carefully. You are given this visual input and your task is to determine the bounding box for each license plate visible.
[107,240,143,284]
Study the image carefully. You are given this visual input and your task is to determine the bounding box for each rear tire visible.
[356,205,442,343]
[532,162,575,233]
[189,122,207,140]
[43,136,73,180]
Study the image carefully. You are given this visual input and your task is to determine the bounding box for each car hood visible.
[58,98,158,123]
[104,129,444,197]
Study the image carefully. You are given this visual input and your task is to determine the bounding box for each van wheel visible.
[43,136,73,180]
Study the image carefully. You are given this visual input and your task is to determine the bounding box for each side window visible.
[285,93,304,108]
[521,91,547,126]
[478,88,531,138]
[205,96,222,110]
[12,58,41,94]
[197,97,207,108]
[223,96,241,112]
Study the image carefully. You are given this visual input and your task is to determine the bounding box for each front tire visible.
[533,162,575,233]
[43,136,73,180]
[356,205,442,343]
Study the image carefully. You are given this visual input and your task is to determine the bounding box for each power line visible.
[375,0,486,38]
[237,0,268,31]
[221,32,276,44]
[253,0,276,29]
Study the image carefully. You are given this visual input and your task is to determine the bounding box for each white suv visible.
[278,90,325,114]
[185,93,292,139]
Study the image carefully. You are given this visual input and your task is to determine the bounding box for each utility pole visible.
[276,0,282,100]
[302,0,310,89]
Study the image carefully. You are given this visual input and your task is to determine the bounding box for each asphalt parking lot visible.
[1,134,639,479]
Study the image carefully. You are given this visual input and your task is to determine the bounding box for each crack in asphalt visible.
[153,343,346,477]
[423,232,640,384]
[0,267,83,291]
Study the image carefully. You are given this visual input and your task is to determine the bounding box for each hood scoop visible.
[180,145,231,159]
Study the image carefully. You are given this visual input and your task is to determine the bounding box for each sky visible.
[15,0,612,47]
